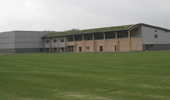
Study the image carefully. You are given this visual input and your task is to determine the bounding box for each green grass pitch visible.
[0,51,170,100]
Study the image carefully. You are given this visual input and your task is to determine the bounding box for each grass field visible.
[0,51,170,100]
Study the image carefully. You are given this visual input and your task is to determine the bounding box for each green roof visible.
[43,24,134,37]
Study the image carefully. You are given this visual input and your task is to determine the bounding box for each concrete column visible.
[128,31,131,51]
[92,34,95,52]
[103,33,106,52]
[73,35,76,52]
[82,35,85,52]
[49,38,51,53]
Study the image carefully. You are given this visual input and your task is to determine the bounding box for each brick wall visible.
[68,38,143,52]
[131,38,143,51]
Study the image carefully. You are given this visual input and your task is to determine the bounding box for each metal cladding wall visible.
[15,31,52,53]
[0,31,15,53]
[142,26,170,50]
[130,27,142,38]
[142,26,170,44]
[0,31,52,53]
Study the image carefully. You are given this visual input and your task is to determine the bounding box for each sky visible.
[0,0,170,32]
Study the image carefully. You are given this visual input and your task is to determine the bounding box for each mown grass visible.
[0,51,170,100]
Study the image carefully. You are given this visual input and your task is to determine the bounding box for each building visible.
[0,31,53,53]
[42,23,170,53]
[0,23,170,53]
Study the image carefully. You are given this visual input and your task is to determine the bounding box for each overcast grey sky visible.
[0,0,170,32]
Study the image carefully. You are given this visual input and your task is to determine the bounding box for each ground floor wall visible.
[67,38,143,53]
[143,44,170,50]
[0,49,15,53]
[0,48,43,53]
[15,48,43,53]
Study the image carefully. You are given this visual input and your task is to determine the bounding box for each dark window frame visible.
[46,40,49,43]
[154,34,158,38]
[60,39,64,42]
[149,44,154,48]
[86,46,90,50]
[53,39,57,43]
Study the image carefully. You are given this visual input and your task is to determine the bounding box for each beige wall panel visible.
[131,38,143,51]
[75,41,83,52]
[84,40,93,52]
[95,40,104,52]
[105,39,116,52]
[67,42,74,46]
[118,38,129,51]
[74,38,143,53]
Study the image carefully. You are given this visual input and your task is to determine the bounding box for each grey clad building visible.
[0,23,170,53]
[0,31,53,53]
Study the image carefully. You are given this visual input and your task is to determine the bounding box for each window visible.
[53,39,57,43]
[86,46,90,50]
[60,39,64,42]
[149,44,154,48]
[165,31,168,33]
[155,30,157,32]
[46,40,49,43]
[155,34,158,38]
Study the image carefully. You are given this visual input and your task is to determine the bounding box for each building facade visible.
[0,23,169,53]
[0,31,53,53]
[42,23,170,53]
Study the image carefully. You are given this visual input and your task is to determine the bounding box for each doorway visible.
[100,46,103,51]
[67,46,74,52]
[79,47,82,52]
[146,44,149,50]
[115,45,117,51]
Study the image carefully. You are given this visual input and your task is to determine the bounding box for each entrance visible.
[146,44,149,50]
[100,46,103,51]
[115,45,117,51]
[79,47,82,52]
[67,46,74,52]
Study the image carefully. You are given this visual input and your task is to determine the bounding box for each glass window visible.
[60,39,64,42]
[53,39,57,43]
[155,34,158,38]
[149,44,154,48]
[86,46,90,50]
[46,40,49,43]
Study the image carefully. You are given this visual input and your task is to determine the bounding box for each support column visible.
[103,33,106,52]
[73,35,76,52]
[82,35,85,52]
[92,34,95,52]
[115,32,118,51]
[49,38,51,53]
[64,37,66,52]
[56,37,58,53]
[128,31,131,51]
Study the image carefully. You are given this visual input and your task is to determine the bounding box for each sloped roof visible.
[42,23,170,37]
[43,24,134,37]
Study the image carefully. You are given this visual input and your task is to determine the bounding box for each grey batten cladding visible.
[0,31,54,53]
